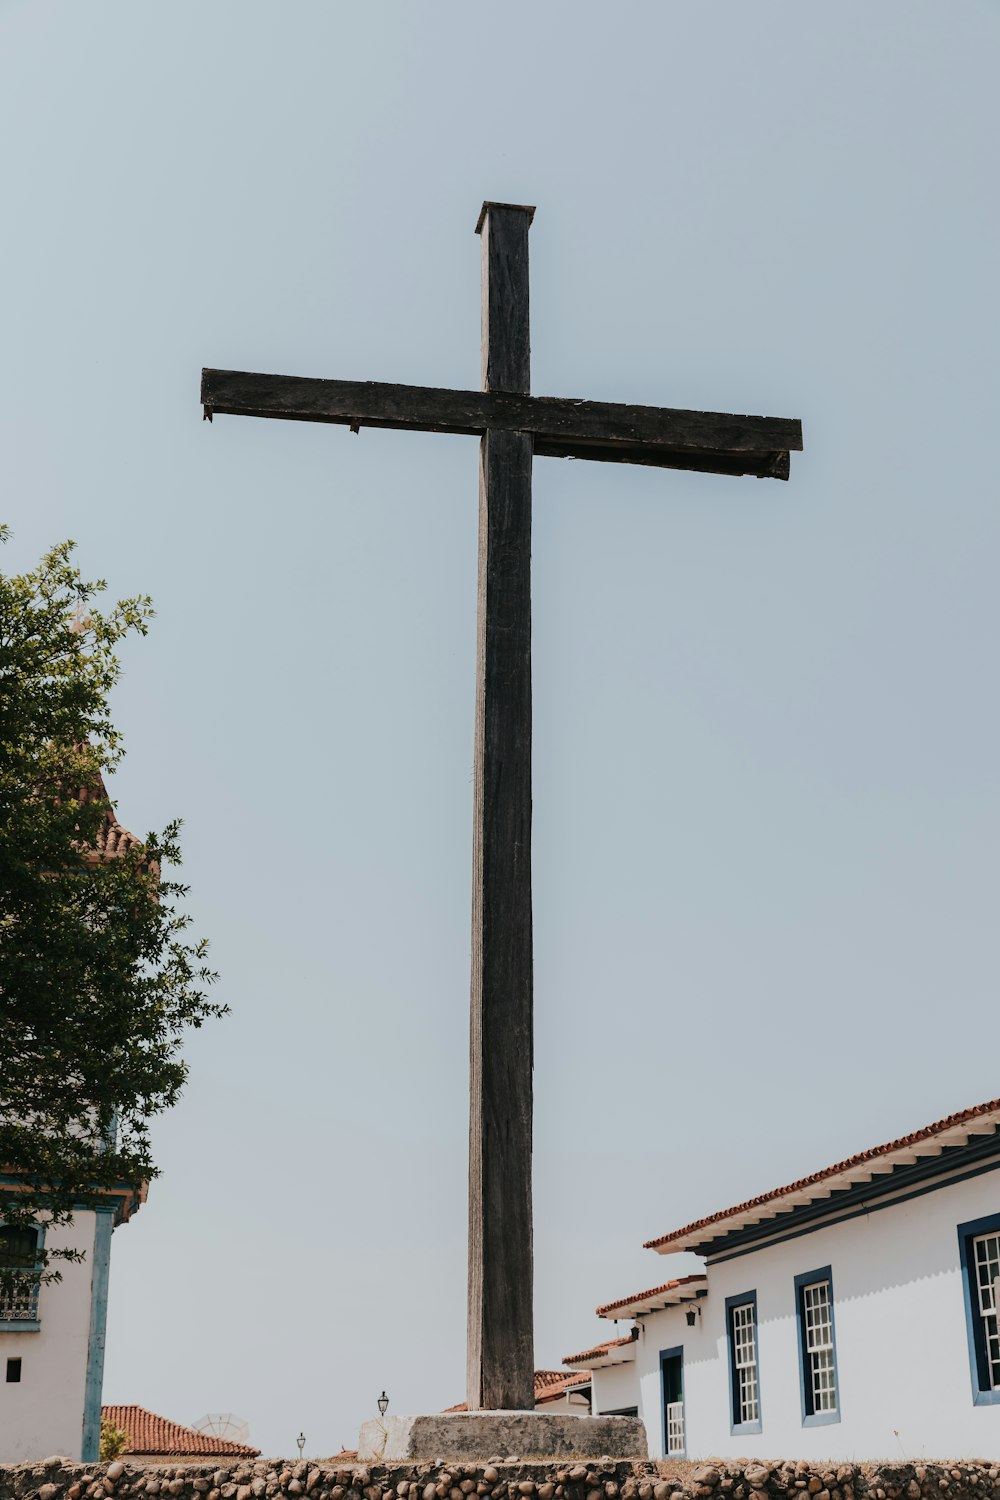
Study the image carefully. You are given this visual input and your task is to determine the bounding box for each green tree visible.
[0,529,224,1290]
[99,1420,131,1462]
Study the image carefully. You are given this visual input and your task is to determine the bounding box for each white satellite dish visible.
[191,1414,251,1445]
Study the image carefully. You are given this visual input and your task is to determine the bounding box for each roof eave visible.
[643,1102,1000,1255]
[595,1274,709,1320]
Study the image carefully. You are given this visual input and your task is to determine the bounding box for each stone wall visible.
[3,1456,1000,1500]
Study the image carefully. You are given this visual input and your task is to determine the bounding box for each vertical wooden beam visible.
[467,202,535,1412]
[477,200,534,394]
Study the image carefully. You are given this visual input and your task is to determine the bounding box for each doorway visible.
[660,1346,685,1457]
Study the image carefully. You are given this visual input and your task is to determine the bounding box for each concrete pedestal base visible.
[357,1412,648,1462]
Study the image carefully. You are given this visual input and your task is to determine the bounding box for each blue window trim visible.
[80,1210,114,1462]
[793,1265,841,1427]
[659,1344,685,1459]
[957,1211,1000,1406]
[725,1289,762,1436]
[0,1223,45,1334]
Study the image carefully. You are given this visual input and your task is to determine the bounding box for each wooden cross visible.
[201,202,802,1413]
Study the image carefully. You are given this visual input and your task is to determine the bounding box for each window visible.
[958,1212,1000,1405]
[973,1234,1000,1386]
[6,1359,21,1384]
[802,1283,835,1410]
[725,1291,761,1432]
[794,1266,840,1426]
[0,1227,42,1329]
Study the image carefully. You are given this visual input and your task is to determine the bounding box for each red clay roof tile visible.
[101,1406,259,1458]
[534,1369,592,1404]
[444,1369,592,1412]
[644,1095,1000,1252]
[563,1334,636,1367]
[595,1274,706,1318]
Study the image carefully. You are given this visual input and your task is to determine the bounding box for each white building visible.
[0,1184,145,1464]
[533,1370,593,1414]
[1,785,148,1464]
[565,1096,1000,1460]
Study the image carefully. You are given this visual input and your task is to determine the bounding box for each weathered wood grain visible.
[479,202,532,393]
[467,204,535,1414]
[201,369,801,479]
[199,201,804,1425]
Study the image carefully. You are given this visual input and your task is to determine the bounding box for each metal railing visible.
[0,1276,40,1322]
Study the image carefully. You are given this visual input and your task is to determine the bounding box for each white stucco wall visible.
[596,1165,1000,1460]
[592,1359,641,1415]
[0,1215,99,1463]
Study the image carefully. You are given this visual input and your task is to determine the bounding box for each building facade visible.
[1,780,148,1464]
[0,1186,144,1463]
[565,1097,1000,1461]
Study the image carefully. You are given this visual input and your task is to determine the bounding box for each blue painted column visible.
[81,1210,114,1462]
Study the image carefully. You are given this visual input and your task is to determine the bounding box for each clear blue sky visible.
[3,0,999,1459]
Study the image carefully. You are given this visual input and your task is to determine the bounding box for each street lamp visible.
[377,1392,389,1417]
[296,1434,306,1459]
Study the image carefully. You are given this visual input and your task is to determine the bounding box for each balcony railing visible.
[0,1276,41,1323]
[666,1400,685,1455]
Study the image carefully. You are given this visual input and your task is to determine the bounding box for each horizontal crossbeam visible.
[201,369,802,480]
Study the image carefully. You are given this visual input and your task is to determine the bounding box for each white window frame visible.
[794,1265,840,1426]
[725,1292,761,1433]
[958,1213,1000,1405]
[802,1282,836,1411]
[972,1232,1000,1390]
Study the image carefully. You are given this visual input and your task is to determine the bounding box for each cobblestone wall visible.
[3,1457,1000,1500]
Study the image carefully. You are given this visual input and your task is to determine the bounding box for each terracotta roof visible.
[78,773,145,864]
[35,755,145,868]
[534,1369,592,1404]
[595,1274,707,1320]
[563,1333,637,1368]
[645,1096,1000,1254]
[101,1406,259,1458]
[444,1369,592,1413]
[94,811,142,860]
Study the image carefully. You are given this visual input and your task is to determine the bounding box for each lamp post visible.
[377,1392,389,1418]
[296,1434,306,1459]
